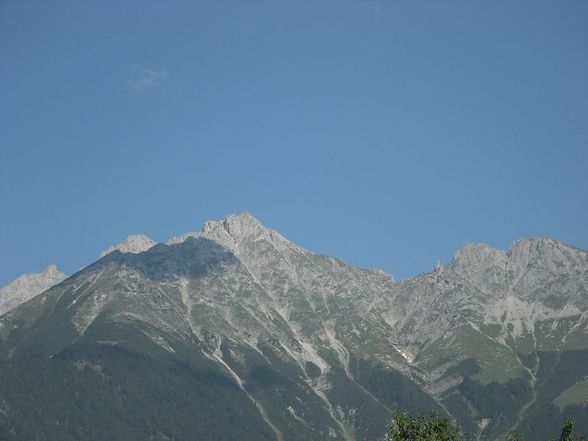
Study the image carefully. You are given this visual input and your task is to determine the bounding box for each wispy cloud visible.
[128,64,168,91]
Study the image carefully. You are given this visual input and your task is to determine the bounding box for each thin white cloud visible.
[128,65,168,91]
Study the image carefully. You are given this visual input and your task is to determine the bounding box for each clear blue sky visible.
[1,1,587,286]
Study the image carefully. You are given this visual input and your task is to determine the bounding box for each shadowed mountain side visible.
[98,237,241,281]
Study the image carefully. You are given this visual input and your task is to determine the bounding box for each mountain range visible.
[0,213,586,440]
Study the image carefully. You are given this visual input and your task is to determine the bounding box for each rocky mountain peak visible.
[199,213,260,251]
[44,264,59,274]
[205,212,272,239]
[100,234,157,258]
[222,212,262,233]
[167,213,295,257]
[448,242,508,276]
[0,264,68,316]
[507,237,571,266]
[447,238,584,276]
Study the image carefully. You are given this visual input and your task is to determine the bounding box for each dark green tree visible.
[549,418,586,441]
[387,409,463,441]
[388,411,585,441]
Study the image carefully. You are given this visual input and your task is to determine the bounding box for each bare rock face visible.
[0,264,67,316]
[377,237,587,370]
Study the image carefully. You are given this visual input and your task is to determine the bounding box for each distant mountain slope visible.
[0,265,67,316]
[0,213,586,441]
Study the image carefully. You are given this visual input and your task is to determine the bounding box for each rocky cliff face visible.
[0,213,586,441]
[379,237,588,369]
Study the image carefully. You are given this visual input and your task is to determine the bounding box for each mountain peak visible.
[451,242,507,265]
[223,212,262,230]
[166,213,291,255]
[199,212,281,254]
[507,237,565,256]
[44,264,59,274]
[205,212,264,238]
[505,237,587,273]
[100,234,157,258]
[0,265,68,316]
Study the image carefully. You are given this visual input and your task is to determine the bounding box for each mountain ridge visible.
[0,213,586,441]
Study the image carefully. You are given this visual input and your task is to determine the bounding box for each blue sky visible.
[1,1,587,286]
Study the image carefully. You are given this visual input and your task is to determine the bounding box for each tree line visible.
[388,409,585,441]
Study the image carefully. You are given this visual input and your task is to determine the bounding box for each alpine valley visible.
[0,213,587,441]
